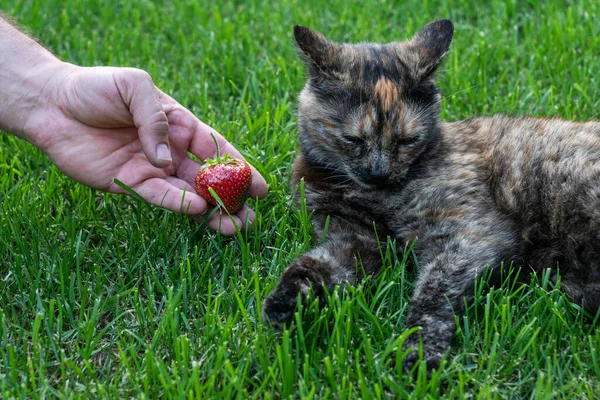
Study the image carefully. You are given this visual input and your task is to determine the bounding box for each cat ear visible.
[410,19,454,80]
[294,25,339,75]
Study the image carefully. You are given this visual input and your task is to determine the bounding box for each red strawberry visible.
[194,153,252,214]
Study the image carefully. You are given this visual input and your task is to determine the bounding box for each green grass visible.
[1,0,600,398]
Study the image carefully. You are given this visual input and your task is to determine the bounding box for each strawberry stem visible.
[199,132,235,170]
[210,132,221,161]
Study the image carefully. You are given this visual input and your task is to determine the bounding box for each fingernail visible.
[156,144,172,162]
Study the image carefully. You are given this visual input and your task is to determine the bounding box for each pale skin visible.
[0,13,268,235]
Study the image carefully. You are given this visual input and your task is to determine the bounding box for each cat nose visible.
[368,168,390,184]
[367,154,390,183]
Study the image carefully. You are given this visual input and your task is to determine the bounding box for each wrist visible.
[0,56,69,143]
[0,15,76,150]
[17,60,78,151]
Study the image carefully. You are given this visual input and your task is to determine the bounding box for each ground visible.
[1,0,599,398]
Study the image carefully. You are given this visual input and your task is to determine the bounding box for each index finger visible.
[113,68,171,168]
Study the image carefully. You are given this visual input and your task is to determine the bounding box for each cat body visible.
[263,20,600,370]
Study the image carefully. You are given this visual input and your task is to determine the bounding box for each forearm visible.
[0,12,69,146]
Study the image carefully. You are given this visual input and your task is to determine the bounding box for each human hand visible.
[24,63,268,235]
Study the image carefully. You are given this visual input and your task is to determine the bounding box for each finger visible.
[189,208,243,236]
[189,204,255,236]
[132,177,208,215]
[235,204,255,230]
[208,209,244,236]
[176,157,202,186]
[248,168,269,200]
[189,120,245,160]
[113,68,172,168]
[164,176,198,197]
[158,91,243,162]
[211,205,255,235]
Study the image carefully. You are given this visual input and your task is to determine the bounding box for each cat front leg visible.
[401,233,516,372]
[263,233,384,329]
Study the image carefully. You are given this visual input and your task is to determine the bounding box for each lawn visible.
[1,0,599,398]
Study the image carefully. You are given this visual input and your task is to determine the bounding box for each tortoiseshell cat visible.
[263,19,600,371]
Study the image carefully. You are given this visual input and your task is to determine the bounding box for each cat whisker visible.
[329,179,355,187]
[321,173,350,181]
[273,118,295,136]
[405,85,480,128]
[440,84,480,102]
[320,175,355,187]
[406,98,443,127]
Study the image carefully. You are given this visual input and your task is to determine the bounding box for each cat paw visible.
[402,347,443,375]
[401,334,444,375]
[262,281,309,330]
[262,258,328,330]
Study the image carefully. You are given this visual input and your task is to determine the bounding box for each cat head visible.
[294,20,453,188]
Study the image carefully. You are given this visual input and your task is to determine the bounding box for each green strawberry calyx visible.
[200,152,242,170]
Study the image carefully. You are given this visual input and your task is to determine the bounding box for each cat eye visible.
[342,135,365,145]
[397,136,418,145]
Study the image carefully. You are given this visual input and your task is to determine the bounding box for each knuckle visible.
[114,68,155,97]
[131,68,153,83]
[146,121,169,141]
[148,110,169,131]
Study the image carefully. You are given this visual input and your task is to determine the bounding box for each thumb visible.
[113,68,172,168]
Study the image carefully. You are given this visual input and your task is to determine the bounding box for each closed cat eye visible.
[342,135,365,145]
[397,136,418,145]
